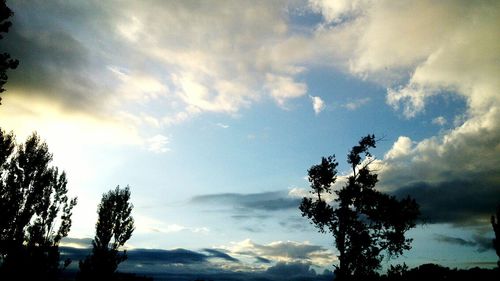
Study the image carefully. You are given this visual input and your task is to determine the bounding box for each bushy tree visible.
[0,0,19,104]
[300,135,419,280]
[0,130,77,280]
[79,186,135,280]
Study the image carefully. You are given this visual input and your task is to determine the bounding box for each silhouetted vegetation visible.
[492,204,500,268]
[378,263,499,281]
[300,135,420,280]
[0,130,78,280]
[78,186,135,280]
[0,0,18,104]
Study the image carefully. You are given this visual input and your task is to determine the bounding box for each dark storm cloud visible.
[126,248,208,264]
[0,0,117,111]
[2,28,99,109]
[255,256,272,263]
[60,246,239,266]
[141,261,333,281]
[202,248,239,262]
[434,234,476,247]
[191,190,300,212]
[391,178,500,225]
[472,235,495,253]
[434,234,494,253]
[191,191,321,234]
[266,261,315,277]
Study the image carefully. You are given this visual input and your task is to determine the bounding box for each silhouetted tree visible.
[0,0,19,104]
[385,263,409,281]
[492,205,500,268]
[78,186,135,280]
[300,135,419,281]
[0,130,77,280]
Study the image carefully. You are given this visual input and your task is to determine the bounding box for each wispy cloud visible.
[434,234,493,252]
[216,122,230,129]
[135,215,209,235]
[146,134,170,153]
[191,191,301,212]
[343,97,370,110]
[432,116,447,126]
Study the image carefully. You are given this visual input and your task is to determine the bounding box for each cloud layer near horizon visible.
[59,238,334,280]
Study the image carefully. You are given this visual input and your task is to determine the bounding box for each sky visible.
[0,0,499,277]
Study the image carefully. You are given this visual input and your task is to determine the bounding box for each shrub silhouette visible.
[300,135,419,281]
[0,130,77,281]
[78,186,135,280]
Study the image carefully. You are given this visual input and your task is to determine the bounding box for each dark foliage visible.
[78,186,135,280]
[300,135,419,281]
[378,263,499,281]
[0,130,77,280]
[492,205,500,268]
[0,0,18,104]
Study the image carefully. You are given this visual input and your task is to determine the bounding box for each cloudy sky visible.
[1,0,499,276]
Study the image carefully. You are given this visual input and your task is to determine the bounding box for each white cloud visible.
[384,136,413,161]
[265,73,308,107]
[386,84,435,118]
[432,116,447,126]
[108,66,167,103]
[379,107,500,192]
[309,95,325,114]
[309,0,368,23]
[309,0,499,115]
[287,187,309,199]
[308,1,500,225]
[6,1,498,127]
[3,0,317,146]
[221,239,335,267]
[146,134,170,153]
[160,224,210,234]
